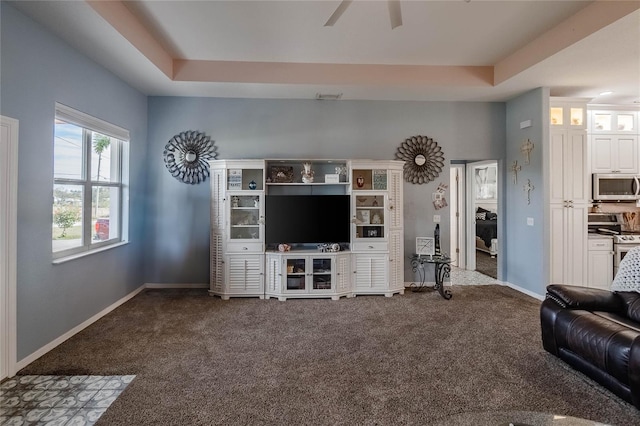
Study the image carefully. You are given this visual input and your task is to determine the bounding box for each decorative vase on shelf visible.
[301,162,314,183]
[248,180,257,190]
[356,175,365,188]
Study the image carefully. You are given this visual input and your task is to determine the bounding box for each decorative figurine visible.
[231,196,239,208]
[301,162,314,183]
[356,175,365,188]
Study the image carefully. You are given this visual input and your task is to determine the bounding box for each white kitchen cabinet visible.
[265,252,351,300]
[550,204,588,285]
[590,110,637,134]
[591,135,638,174]
[548,99,588,286]
[587,238,613,290]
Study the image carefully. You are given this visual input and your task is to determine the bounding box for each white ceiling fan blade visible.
[388,0,402,29]
[324,0,353,27]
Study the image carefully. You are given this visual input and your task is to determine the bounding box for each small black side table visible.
[409,254,452,300]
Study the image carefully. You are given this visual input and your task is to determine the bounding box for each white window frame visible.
[53,103,130,262]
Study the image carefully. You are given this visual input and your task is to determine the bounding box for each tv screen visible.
[265,195,350,245]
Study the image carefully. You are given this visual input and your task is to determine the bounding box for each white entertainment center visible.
[209,159,404,300]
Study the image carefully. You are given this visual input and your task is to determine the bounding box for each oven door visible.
[614,243,640,275]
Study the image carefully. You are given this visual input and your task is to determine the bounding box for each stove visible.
[614,234,640,244]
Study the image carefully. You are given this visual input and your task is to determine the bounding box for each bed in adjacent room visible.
[475,205,497,257]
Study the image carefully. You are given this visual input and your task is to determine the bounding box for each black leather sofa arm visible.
[546,284,624,312]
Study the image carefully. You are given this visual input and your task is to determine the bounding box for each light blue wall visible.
[0,3,149,360]
[146,98,506,283]
[504,88,547,294]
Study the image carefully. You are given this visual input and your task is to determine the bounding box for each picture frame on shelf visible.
[270,166,294,183]
[357,210,370,224]
[416,237,435,256]
[228,169,242,190]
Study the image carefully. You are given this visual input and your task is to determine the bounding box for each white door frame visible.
[466,160,498,272]
[1,115,19,380]
[450,165,466,268]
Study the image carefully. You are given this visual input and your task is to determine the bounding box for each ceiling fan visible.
[324,0,403,29]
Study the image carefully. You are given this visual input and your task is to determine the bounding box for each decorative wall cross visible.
[510,160,521,184]
[523,179,535,205]
[521,139,534,164]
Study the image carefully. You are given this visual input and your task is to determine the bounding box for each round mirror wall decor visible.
[163,130,217,184]
[395,135,444,184]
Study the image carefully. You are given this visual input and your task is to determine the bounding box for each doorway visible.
[1,115,19,380]
[466,161,498,278]
[451,160,499,279]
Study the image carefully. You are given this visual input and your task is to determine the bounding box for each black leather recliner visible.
[540,284,640,408]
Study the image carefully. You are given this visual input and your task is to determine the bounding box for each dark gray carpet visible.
[18,286,638,425]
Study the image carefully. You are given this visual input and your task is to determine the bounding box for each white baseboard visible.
[15,283,209,372]
[15,284,146,372]
[501,281,545,301]
[145,283,208,289]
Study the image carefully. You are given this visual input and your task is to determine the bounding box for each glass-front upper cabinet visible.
[228,193,263,241]
[353,194,386,240]
[550,101,586,129]
[226,162,264,191]
[352,169,388,191]
[590,110,637,134]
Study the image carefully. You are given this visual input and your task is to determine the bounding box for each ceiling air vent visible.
[316,93,343,100]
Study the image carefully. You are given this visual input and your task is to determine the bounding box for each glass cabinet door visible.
[312,258,332,291]
[352,169,387,190]
[593,111,636,133]
[229,194,262,241]
[285,258,306,291]
[354,194,386,240]
[550,104,585,128]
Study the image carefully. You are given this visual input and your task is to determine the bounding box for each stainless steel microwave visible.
[592,174,640,201]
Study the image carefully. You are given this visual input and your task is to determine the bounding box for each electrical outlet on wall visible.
[527,217,534,226]
[434,215,441,223]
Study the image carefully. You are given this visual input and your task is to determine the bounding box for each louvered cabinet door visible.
[210,168,225,232]
[210,233,224,294]
[335,254,351,294]
[265,254,282,296]
[353,254,388,292]
[224,254,264,296]
[388,169,403,230]
[388,230,404,291]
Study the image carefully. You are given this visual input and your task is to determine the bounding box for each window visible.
[52,103,129,259]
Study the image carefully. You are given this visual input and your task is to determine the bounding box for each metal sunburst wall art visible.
[395,135,445,184]
[163,130,217,184]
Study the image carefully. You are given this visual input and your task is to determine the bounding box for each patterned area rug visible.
[476,249,497,279]
[0,375,134,425]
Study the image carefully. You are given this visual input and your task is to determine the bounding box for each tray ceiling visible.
[11,0,640,104]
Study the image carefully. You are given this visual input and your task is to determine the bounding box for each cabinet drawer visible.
[588,239,613,251]
[352,242,388,252]
[226,242,263,252]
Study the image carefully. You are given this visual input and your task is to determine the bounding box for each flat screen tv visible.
[265,195,350,245]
